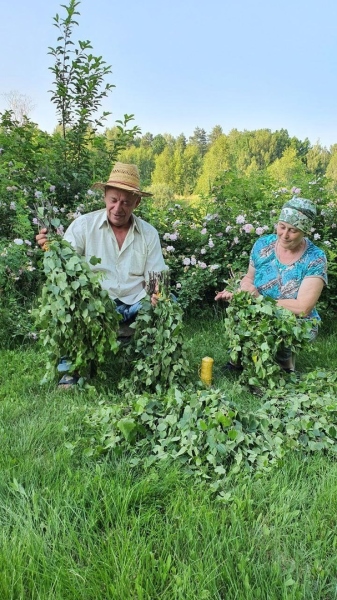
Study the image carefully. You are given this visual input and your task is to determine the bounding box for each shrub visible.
[224,291,315,389]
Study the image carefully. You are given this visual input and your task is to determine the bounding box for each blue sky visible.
[1,0,337,147]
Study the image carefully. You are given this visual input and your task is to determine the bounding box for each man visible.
[36,162,167,386]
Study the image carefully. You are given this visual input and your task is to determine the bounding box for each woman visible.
[215,197,328,372]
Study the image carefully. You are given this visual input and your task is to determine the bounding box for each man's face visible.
[104,187,141,228]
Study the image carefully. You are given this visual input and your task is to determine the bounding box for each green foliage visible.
[146,183,175,207]
[0,240,39,296]
[306,142,330,176]
[0,110,53,187]
[224,292,314,388]
[313,198,337,313]
[49,0,113,137]
[195,128,298,193]
[0,111,55,240]
[47,0,140,204]
[195,135,230,193]
[119,272,191,394]
[267,146,308,186]
[173,265,222,311]
[0,119,45,343]
[88,114,141,183]
[0,296,35,347]
[33,238,121,381]
[188,127,208,156]
[151,141,203,196]
[262,370,337,451]
[326,150,337,191]
[0,239,40,347]
[81,369,337,496]
[117,144,155,188]
[211,168,277,213]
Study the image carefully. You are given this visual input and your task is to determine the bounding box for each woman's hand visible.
[215,269,259,303]
[36,228,48,248]
[239,278,259,296]
[215,290,233,302]
[238,266,259,297]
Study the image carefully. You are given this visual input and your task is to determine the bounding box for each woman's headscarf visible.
[278,197,316,233]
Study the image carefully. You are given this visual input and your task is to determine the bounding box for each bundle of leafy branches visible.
[33,203,120,383]
[223,291,315,389]
[77,369,337,496]
[119,271,191,394]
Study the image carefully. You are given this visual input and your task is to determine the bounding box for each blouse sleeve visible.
[304,248,328,284]
[249,237,263,268]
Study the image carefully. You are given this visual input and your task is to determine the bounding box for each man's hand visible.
[36,228,48,249]
[151,292,160,306]
[215,290,233,302]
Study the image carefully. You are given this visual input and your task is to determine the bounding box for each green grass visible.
[1,318,337,599]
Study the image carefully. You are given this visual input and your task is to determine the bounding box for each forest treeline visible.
[115,125,337,197]
[2,110,337,206]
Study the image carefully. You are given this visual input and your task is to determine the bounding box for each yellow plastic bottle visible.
[200,356,214,385]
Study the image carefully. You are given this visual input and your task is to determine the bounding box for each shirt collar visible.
[132,214,141,233]
[98,209,108,229]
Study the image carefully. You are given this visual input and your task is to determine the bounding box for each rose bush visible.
[138,171,337,314]
[1,147,336,346]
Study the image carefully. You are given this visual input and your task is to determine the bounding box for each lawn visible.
[1,316,337,599]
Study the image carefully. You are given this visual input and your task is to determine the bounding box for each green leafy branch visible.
[33,239,121,382]
[224,291,315,388]
[76,370,337,496]
[48,0,113,137]
[119,271,191,394]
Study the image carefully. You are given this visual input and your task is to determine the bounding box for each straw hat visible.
[92,162,152,197]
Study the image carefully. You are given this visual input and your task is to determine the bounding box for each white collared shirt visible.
[64,209,167,304]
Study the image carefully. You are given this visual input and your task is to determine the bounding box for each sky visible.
[1,0,337,148]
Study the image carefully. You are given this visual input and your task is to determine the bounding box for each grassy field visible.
[1,316,337,599]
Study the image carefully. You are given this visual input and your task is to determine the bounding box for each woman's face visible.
[276,221,305,251]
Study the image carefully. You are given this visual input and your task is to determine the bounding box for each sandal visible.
[58,374,79,388]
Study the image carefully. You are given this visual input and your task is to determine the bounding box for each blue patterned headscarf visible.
[278,197,316,233]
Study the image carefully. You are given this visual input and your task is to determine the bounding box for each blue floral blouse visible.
[249,234,328,320]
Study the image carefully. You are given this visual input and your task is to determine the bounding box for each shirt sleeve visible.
[63,217,86,255]
[143,229,168,281]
